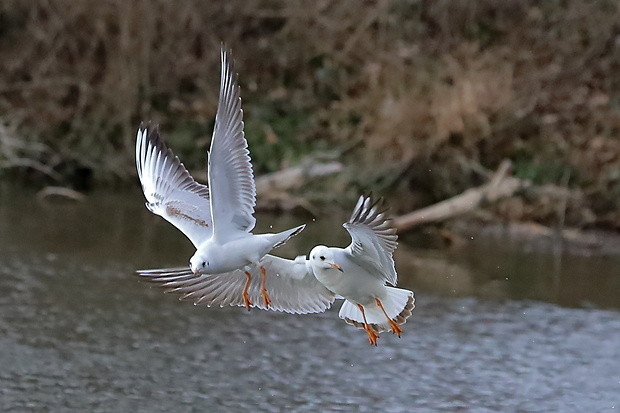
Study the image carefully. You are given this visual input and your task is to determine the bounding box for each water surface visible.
[0,186,619,412]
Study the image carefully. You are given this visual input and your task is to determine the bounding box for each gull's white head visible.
[309,245,343,273]
[189,253,210,275]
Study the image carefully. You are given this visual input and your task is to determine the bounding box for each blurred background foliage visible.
[1,0,620,227]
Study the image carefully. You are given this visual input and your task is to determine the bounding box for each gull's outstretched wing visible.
[136,124,213,248]
[343,195,398,285]
[136,255,336,314]
[208,48,256,240]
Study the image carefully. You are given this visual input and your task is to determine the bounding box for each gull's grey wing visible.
[208,48,256,241]
[136,255,336,314]
[136,124,213,248]
[343,195,398,285]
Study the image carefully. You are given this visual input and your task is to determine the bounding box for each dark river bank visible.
[1,186,618,412]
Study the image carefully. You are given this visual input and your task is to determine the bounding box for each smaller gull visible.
[135,48,308,310]
[308,195,415,346]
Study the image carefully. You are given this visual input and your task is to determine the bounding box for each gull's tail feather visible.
[339,287,415,333]
[271,224,306,249]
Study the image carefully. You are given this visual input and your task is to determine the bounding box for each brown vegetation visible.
[1,1,620,227]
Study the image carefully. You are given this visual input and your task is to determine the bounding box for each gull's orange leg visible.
[242,271,253,311]
[375,298,403,337]
[259,266,272,308]
[357,304,379,346]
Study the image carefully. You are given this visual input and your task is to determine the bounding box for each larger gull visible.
[135,48,333,312]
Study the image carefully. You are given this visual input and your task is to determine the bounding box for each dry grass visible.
[1,0,620,225]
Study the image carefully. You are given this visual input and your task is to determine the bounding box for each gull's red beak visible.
[193,268,200,275]
[331,263,344,273]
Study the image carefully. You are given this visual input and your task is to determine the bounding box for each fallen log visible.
[193,158,342,198]
[394,160,527,233]
[36,186,86,202]
[255,161,343,194]
[254,160,343,212]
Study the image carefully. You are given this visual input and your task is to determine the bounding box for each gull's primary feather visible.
[136,255,336,314]
[208,49,256,241]
[135,124,213,248]
[344,195,398,285]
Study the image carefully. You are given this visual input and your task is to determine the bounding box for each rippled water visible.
[1,186,619,412]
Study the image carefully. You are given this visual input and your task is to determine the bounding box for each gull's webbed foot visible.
[357,304,379,346]
[260,266,271,308]
[364,325,380,346]
[375,298,404,337]
[243,271,253,311]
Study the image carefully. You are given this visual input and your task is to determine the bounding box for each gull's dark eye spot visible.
[320,256,325,261]
[202,261,206,267]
